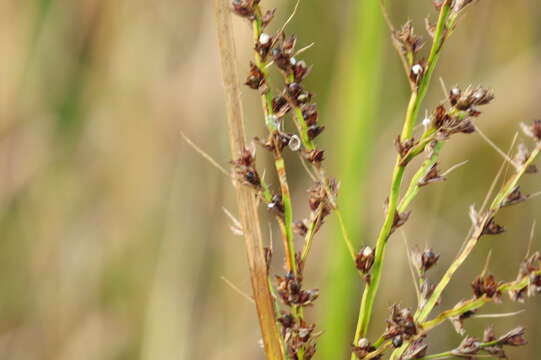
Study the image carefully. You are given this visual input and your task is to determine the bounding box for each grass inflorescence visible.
[213,0,541,359]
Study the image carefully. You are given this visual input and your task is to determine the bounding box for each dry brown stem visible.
[213,1,283,358]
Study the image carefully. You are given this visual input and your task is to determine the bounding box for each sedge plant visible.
[212,0,541,359]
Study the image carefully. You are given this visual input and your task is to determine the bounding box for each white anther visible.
[362,246,374,257]
[358,338,370,348]
[412,64,423,75]
[259,33,271,45]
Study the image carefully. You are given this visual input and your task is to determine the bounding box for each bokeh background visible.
[0,0,539,359]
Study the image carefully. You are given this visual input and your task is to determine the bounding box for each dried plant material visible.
[221,276,255,303]
[471,274,502,302]
[482,217,505,235]
[293,220,308,237]
[413,248,440,274]
[181,131,231,177]
[244,63,268,93]
[510,251,541,302]
[356,246,375,274]
[395,136,417,158]
[419,163,446,186]
[476,124,518,169]
[452,0,475,13]
[267,194,285,217]
[449,299,477,335]
[401,337,427,359]
[231,0,259,19]
[521,120,541,142]
[419,279,436,309]
[483,326,506,358]
[222,1,541,359]
[393,21,425,60]
[303,148,325,165]
[215,1,284,357]
[231,147,262,188]
[513,143,538,173]
[308,179,337,227]
[497,326,527,346]
[383,305,418,340]
[451,336,481,356]
[279,314,319,360]
[261,8,276,27]
[275,273,319,307]
[272,95,291,118]
[352,338,381,360]
[391,210,411,234]
[501,186,529,207]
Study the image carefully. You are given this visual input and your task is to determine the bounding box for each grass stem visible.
[213,1,284,358]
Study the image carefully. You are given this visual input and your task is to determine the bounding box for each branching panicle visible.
[217,1,540,360]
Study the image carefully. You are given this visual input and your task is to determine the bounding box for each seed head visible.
[521,120,541,143]
[355,246,375,274]
[471,274,502,302]
[451,336,481,357]
[414,248,440,274]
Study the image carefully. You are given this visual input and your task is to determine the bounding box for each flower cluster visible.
[231,147,261,189]
[431,86,494,139]
[383,305,418,343]
[510,251,541,302]
[352,338,381,360]
[277,313,318,360]
[471,274,502,302]
[275,270,319,359]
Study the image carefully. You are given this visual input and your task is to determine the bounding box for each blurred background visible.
[0,0,539,359]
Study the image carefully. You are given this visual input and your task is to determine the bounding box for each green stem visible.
[417,147,540,322]
[287,72,315,152]
[335,208,357,262]
[252,9,297,276]
[398,141,444,212]
[300,207,322,261]
[412,3,451,125]
[417,332,515,360]
[350,6,453,355]
[390,146,540,359]
[371,270,539,360]
[351,163,405,353]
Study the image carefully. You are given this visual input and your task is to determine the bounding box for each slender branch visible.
[418,146,540,323]
[336,208,357,261]
[301,206,323,261]
[398,141,443,212]
[213,1,283,358]
[390,146,540,359]
[271,21,356,271]
[402,2,451,139]
[350,4,454,355]
[368,269,539,360]
[252,7,298,276]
